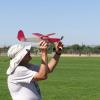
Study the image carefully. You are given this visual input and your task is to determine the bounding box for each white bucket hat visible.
[6,44,31,75]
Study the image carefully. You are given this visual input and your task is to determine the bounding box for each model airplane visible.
[17,30,63,43]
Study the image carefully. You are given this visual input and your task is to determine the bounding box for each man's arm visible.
[33,41,63,81]
[48,42,63,73]
[33,41,49,81]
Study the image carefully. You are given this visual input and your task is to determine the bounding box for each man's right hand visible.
[39,40,48,50]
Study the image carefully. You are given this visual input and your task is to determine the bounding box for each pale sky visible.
[0,0,100,46]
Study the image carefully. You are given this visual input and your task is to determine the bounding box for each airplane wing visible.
[46,33,56,36]
[32,33,43,37]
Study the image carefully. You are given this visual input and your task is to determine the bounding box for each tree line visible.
[63,44,100,56]
[1,44,100,56]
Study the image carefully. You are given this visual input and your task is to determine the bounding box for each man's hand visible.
[39,40,48,50]
[54,42,63,55]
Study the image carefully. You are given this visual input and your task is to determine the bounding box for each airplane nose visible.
[61,36,64,40]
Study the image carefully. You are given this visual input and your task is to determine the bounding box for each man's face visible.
[21,51,32,64]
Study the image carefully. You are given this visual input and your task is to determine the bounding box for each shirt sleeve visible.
[12,66,38,84]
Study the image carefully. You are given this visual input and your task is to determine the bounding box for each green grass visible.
[1,56,100,100]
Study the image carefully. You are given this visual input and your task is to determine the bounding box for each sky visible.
[0,0,100,46]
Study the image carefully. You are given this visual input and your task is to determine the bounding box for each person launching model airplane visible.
[7,37,63,100]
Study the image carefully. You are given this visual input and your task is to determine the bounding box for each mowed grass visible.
[1,56,100,100]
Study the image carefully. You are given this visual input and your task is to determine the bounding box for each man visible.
[6,40,63,100]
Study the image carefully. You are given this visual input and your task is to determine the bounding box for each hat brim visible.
[7,45,31,75]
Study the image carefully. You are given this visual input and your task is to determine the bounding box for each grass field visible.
[1,56,100,100]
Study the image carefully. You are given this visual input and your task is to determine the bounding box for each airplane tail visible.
[17,30,26,41]
[17,30,41,42]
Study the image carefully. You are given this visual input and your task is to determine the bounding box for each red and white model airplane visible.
[17,30,63,43]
